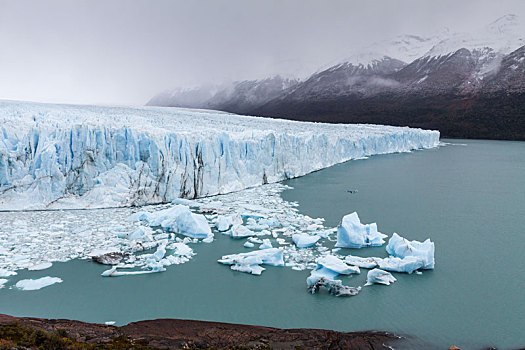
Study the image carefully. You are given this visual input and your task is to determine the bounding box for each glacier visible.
[0,100,439,210]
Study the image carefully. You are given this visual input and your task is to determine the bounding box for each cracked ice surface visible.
[0,100,439,210]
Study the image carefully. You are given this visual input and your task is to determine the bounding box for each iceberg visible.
[365,268,397,286]
[226,224,255,239]
[344,254,426,274]
[218,248,284,275]
[215,214,242,232]
[131,205,212,240]
[0,100,439,210]
[0,279,7,289]
[259,239,273,249]
[15,276,63,290]
[335,212,387,248]
[386,233,435,269]
[292,233,321,248]
[344,255,381,269]
[306,255,360,295]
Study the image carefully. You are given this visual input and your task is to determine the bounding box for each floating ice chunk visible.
[171,211,212,239]
[316,255,360,275]
[244,241,255,248]
[292,233,321,248]
[386,233,435,269]
[170,243,194,257]
[231,264,265,275]
[378,256,425,274]
[259,239,273,249]
[104,321,116,325]
[150,245,166,262]
[306,266,340,287]
[308,277,361,297]
[218,248,284,275]
[172,198,194,206]
[127,227,154,241]
[144,205,189,227]
[335,212,387,248]
[15,276,63,290]
[0,279,8,289]
[202,236,214,243]
[101,264,165,277]
[227,224,255,239]
[0,268,17,277]
[215,214,242,232]
[366,268,397,286]
[344,255,380,269]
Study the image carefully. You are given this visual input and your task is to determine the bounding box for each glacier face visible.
[0,100,439,210]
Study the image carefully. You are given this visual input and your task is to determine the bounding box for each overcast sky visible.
[1,0,524,105]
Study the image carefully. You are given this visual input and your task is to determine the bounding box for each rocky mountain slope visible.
[148,15,525,140]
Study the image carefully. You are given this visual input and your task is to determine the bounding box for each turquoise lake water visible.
[0,139,524,349]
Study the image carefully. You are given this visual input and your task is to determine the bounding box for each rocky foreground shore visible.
[0,314,401,349]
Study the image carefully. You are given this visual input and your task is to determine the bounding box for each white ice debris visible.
[243,241,255,248]
[316,255,360,275]
[0,268,16,277]
[0,279,8,288]
[0,100,439,210]
[259,239,273,249]
[215,214,242,232]
[344,254,425,274]
[14,276,63,290]
[28,262,53,271]
[226,224,256,239]
[365,268,397,286]
[335,212,387,248]
[306,255,360,296]
[218,248,284,275]
[292,233,321,248]
[386,233,435,269]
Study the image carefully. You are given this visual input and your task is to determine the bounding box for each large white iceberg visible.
[386,233,435,269]
[306,255,360,295]
[0,100,439,210]
[15,276,63,290]
[218,248,284,275]
[335,212,387,248]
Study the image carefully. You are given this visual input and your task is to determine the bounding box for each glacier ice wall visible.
[0,100,440,210]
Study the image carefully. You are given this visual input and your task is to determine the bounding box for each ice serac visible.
[335,212,387,248]
[0,101,440,210]
[386,232,435,269]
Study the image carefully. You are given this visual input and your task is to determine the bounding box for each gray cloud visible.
[0,0,524,105]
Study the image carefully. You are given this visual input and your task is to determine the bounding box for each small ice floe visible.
[218,248,284,275]
[0,279,8,289]
[15,277,63,290]
[215,214,242,232]
[306,255,360,296]
[27,262,53,271]
[244,241,255,248]
[345,254,426,274]
[386,233,435,269]
[365,268,397,286]
[104,321,116,325]
[344,255,381,269]
[335,212,387,248]
[259,239,273,249]
[0,268,17,277]
[226,224,255,238]
[101,264,165,277]
[292,233,320,248]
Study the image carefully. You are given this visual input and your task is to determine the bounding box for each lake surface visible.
[1,139,524,349]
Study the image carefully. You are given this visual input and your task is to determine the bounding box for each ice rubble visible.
[14,276,63,290]
[344,255,427,274]
[386,233,435,269]
[365,269,397,286]
[335,212,388,248]
[0,100,439,210]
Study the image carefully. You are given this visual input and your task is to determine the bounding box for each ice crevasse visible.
[0,101,440,210]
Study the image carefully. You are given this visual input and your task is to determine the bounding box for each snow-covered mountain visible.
[147,76,299,114]
[148,14,525,140]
